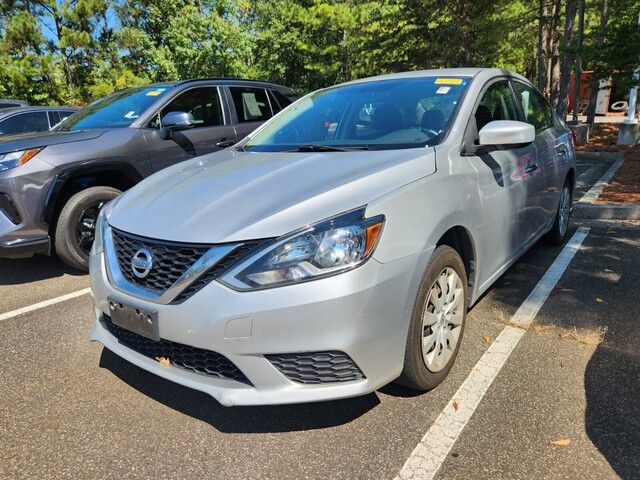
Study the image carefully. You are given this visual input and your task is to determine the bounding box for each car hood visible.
[108,147,436,243]
[0,129,107,152]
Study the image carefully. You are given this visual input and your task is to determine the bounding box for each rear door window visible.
[229,87,272,123]
[0,112,49,134]
[48,111,60,127]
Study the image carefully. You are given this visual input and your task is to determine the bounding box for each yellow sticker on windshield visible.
[435,78,463,85]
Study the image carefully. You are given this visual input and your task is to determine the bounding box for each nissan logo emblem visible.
[131,248,153,278]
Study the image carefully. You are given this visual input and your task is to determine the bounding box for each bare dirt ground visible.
[576,123,640,203]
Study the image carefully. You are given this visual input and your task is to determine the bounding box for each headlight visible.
[220,208,384,291]
[0,148,42,172]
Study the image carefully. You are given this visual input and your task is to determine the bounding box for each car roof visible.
[146,78,296,94]
[0,106,77,118]
[338,68,531,87]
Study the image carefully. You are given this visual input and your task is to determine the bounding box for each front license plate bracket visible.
[108,297,159,341]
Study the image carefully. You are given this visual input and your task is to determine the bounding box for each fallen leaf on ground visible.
[596,298,604,303]
[482,335,492,344]
[452,401,459,412]
[550,438,571,446]
[156,356,170,366]
[604,269,613,273]
[559,331,572,339]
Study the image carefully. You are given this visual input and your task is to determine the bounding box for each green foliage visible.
[0,0,638,104]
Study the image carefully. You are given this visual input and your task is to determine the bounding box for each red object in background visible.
[567,71,594,113]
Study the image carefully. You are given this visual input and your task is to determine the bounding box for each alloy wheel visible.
[558,186,571,237]
[421,267,465,372]
[75,200,105,254]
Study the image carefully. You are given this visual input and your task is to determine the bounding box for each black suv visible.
[0,79,297,270]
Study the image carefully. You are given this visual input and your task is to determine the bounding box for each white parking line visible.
[396,226,590,480]
[578,157,623,203]
[0,288,91,322]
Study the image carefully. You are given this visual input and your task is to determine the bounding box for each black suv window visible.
[0,111,49,134]
[268,89,293,113]
[475,80,519,133]
[512,81,553,131]
[153,87,224,129]
[229,87,272,123]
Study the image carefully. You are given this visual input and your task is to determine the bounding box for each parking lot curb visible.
[573,203,640,220]
[576,151,624,161]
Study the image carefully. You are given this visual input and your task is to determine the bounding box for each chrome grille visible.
[111,228,209,293]
[171,240,264,303]
[265,351,365,384]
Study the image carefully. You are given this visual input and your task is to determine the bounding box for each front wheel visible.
[545,181,572,245]
[396,245,468,391]
[54,186,121,271]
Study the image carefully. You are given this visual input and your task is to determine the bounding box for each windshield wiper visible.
[289,144,369,152]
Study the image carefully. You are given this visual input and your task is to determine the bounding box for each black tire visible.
[54,186,121,271]
[545,180,573,245]
[396,245,468,391]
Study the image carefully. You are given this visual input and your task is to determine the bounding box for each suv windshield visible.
[244,77,469,152]
[56,86,174,131]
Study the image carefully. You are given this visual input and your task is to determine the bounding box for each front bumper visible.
[89,248,429,406]
[0,209,49,258]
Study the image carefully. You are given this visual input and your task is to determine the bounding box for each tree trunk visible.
[571,0,585,122]
[341,28,351,82]
[537,0,548,93]
[548,0,562,105]
[556,0,578,117]
[586,0,610,127]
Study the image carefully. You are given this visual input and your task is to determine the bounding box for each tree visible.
[556,0,578,116]
[585,0,610,127]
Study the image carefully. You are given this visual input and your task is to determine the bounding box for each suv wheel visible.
[397,245,468,390]
[54,186,121,271]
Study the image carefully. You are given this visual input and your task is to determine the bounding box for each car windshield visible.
[55,86,173,131]
[244,77,470,152]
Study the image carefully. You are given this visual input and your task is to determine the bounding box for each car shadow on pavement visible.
[579,229,640,479]
[585,338,640,478]
[0,255,84,285]
[99,348,380,433]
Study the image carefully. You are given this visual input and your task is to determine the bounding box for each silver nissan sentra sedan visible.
[89,68,575,406]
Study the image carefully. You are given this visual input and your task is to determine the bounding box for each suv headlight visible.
[0,148,42,172]
[219,208,384,291]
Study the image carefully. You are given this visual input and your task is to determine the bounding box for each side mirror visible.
[477,120,535,153]
[159,111,195,139]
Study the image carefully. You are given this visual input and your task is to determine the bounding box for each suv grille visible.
[265,351,365,384]
[111,228,210,293]
[103,315,251,385]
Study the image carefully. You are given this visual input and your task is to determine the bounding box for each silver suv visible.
[0,79,296,270]
[89,68,575,406]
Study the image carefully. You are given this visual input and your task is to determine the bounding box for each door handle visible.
[524,164,538,174]
[216,138,236,148]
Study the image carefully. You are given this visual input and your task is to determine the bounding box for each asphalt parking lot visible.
[1,156,639,480]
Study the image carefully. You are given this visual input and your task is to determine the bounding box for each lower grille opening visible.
[0,193,22,224]
[265,351,365,384]
[102,315,252,386]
